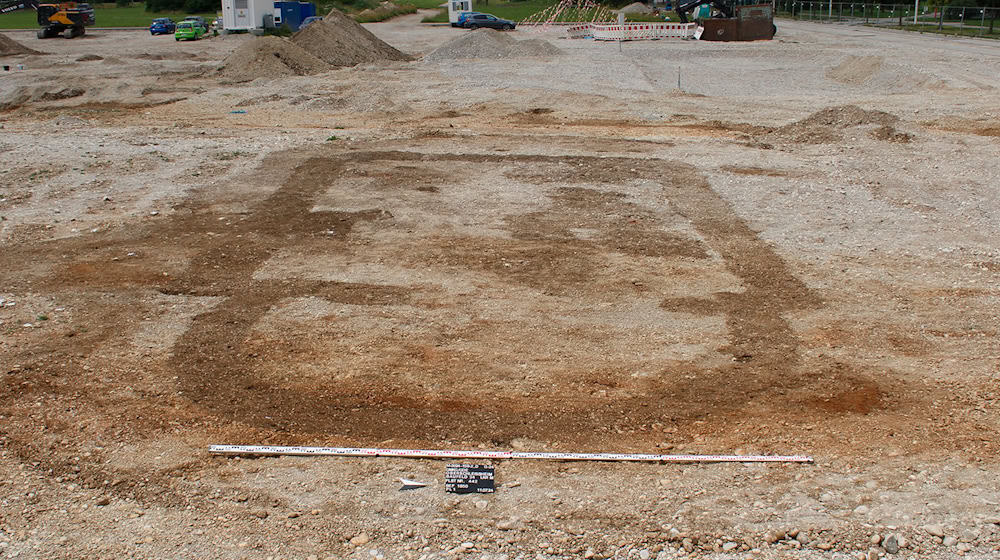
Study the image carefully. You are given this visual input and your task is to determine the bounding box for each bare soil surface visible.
[1,16,1000,560]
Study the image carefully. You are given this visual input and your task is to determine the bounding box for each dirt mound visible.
[424,29,562,62]
[76,54,103,62]
[827,55,883,85]
[770,105,904,144]
[827,56,948,93]
[0,84,87,110]
[617,1,653,14]
[217,36,330,82]
[870,125,913,143]
[36,87,85,101]
[795,105,898,128]
[290,8,411,67]
[0,32,42,56]
[516,38,563,56]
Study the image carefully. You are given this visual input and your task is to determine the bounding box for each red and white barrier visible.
[567,24,593,38]
[566,22,696,40]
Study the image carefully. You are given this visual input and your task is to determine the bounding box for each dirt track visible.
[1,16,1000,560]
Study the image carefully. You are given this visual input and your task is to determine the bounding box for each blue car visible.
[300,16,323,28]
[463,13,516,30]
[455,11,483,28]
[150,18,176,35]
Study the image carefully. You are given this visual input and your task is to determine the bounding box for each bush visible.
[354,3,418,22]
[146,0,179,11]
[183,0,218,13]
[262,23,294,35]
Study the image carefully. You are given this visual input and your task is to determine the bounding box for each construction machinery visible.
[673,0,733,23]
[0,0,95,38]
[674,0,774,41]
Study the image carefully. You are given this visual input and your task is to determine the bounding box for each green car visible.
[174,21,205,41]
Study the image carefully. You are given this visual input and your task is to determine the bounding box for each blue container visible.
[273,2,316,31]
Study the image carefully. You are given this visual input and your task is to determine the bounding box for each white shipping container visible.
[222,0,274,31]
[447,0,472,26]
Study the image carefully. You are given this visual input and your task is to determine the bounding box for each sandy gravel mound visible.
[769,105,903,144]
[291,8,411,67]
[0,32,42,56]
[218,36,329,82]
[0,84,87,110]
[76,54,103,62]
[827,55,948,92]
[827,55,884,85]
[795,105,898,128]
[870,125,913,143]
[424,29,561,62]
[617,2,654,14]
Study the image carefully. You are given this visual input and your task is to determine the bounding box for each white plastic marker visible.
[399,478,428,490]
[209,445,812,464]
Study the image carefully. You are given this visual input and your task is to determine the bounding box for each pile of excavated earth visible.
[617,1,654,14]
[826,55,885,85]
[218,8,411,82]
[826,54,947,92]
[769,104,912,144]
[217,36,328,82]
[700,105,913,146]
[0,31,41,56]
[423,29,562,62]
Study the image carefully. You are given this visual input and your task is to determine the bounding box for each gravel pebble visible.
[923,524,945,537]
[882,534,899,554]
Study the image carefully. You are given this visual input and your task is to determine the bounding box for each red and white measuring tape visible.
[209,445,812,463]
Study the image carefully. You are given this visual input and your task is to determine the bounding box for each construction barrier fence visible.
[567,22,697,40]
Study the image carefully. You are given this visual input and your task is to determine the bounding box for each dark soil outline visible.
[0,147,972,515]
[0,149,893,444]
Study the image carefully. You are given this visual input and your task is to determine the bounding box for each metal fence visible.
[773,2,1000,38]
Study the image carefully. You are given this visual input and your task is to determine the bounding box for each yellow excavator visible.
[1,0,95,38]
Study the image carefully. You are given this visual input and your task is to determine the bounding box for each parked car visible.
[149,17,176,35]
[182,16,208,32]
[455,11,484,28]
[463,13,516,30]
[174,21,205,41]
[300,15,323,28]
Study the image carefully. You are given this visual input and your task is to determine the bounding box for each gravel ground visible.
[1,15,1000,560]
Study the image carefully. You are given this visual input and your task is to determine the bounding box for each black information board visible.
[445,463,495,494]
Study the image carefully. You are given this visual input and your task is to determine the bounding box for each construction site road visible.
[0,14,999,560]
